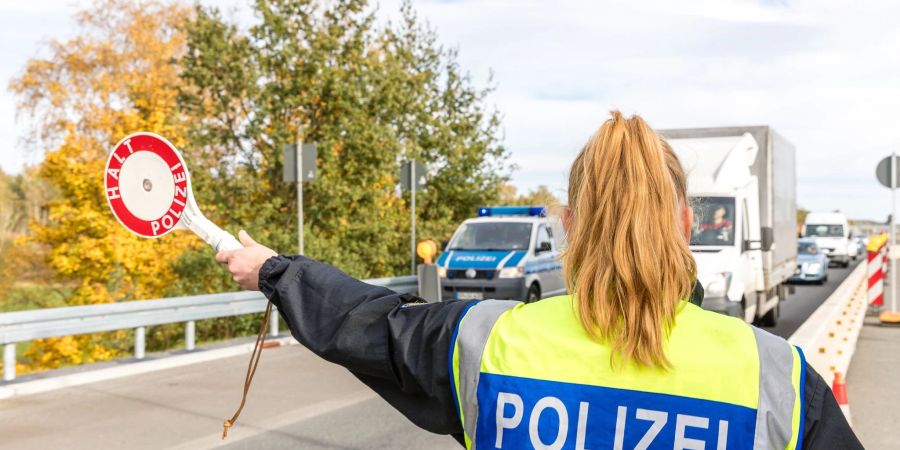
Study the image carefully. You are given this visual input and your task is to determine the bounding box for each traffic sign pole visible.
[892,152,896,311]
[876,154,900,314]
[400,160,426,275]
[410,161,416,275]
[296,133,304,256]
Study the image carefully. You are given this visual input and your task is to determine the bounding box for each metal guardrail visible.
[0,275,420,382]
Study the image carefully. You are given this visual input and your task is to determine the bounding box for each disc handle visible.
[181,212,243,252]
[214,232,243,252]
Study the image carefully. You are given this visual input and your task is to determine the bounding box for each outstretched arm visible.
[217,231,472,441]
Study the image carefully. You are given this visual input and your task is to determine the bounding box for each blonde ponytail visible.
[564,111,695,369]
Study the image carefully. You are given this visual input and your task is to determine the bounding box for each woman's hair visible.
[564,111,696,369]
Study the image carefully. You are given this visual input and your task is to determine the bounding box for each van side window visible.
[536,225,553,252]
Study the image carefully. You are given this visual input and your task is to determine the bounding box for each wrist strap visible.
[222,301,273,439]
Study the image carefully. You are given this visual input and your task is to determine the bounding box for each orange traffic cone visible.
[832,372,852,425]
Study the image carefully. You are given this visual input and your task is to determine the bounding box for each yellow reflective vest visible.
[450,296,805,449]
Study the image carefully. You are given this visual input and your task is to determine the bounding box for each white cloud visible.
[2,0,898,220]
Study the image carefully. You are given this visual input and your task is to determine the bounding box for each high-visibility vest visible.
[450,296,805,450]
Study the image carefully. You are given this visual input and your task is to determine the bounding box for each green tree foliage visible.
[177,0,510,282]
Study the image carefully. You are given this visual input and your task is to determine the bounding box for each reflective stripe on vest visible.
[450,297,805,450]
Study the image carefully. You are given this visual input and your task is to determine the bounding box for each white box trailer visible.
[659,126,797,325]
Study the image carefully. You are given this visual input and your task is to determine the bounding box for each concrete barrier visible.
[789,262,867,422]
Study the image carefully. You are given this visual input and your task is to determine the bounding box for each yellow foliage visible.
[8,0,197,371]
[26,336,84,368]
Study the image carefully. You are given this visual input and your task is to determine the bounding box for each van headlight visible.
[498,267,525,278]
[705,272,732,299]
[437,267,447,278]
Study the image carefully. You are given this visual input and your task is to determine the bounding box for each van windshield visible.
[690,196,736,246]
[448,222,533,251]
[805,224,844,238]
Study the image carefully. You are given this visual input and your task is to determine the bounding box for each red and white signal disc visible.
[104,133,189,238]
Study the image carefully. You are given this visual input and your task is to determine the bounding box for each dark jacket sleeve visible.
[802,364,863,449]
[258,255,470,442]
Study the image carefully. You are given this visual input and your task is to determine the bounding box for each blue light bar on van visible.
[477,206,547,217]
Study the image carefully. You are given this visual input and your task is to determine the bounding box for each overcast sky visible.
[1,0,898,221]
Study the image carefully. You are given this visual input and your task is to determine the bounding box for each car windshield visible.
[448,222,532,251]
[799,242,819,255]
[690,196,736,246]
[805,224,844,238]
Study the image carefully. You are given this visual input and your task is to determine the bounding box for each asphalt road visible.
[0,264,860,450]
[763,259,862,339]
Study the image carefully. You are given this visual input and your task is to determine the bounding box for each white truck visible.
[803,212,857,267]
[659,126,797,326]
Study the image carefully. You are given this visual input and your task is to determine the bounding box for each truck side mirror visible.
[761,227,775,252]
[536,242,552,253]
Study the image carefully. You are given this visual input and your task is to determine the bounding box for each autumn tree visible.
[4,0,511,373]
[8,0,197,369]
[497,184,563,208]
[178,0,510,280]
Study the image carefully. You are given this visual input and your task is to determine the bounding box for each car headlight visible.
[807,263,822,273]
[498,267,525,278]
[437,267,447,278]
[705,272,732,299]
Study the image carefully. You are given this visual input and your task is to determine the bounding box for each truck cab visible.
[664,129,797,326]
[437,206,566,302]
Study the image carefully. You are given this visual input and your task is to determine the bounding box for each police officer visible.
[217,111,861,449]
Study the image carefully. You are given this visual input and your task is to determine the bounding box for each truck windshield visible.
[448,222,533,251]
[805,224,844,238]
[690,196,736,246]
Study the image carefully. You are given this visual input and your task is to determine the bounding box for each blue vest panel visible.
[476,373,757,450]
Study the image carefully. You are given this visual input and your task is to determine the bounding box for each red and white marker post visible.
[867,234,888,308]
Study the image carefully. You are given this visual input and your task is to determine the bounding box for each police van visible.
[437,206,566,302]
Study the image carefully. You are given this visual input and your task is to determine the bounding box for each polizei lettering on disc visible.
[104,133,188,238]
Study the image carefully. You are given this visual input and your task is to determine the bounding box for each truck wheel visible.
[526,283,541,303]
[759,302,779,327]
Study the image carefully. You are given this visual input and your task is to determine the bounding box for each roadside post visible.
[416,240,441,302]
[400,160,427,275]
[875,154,900,322]
[283,140,318,255]
[866,234,887,307]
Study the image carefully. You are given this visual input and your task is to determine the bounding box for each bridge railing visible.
[0,275,420,382]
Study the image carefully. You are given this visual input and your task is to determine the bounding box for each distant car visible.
[853,236,867,258]
[788,239,828,284]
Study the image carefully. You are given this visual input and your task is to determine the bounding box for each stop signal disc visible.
[104,132,190,238]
